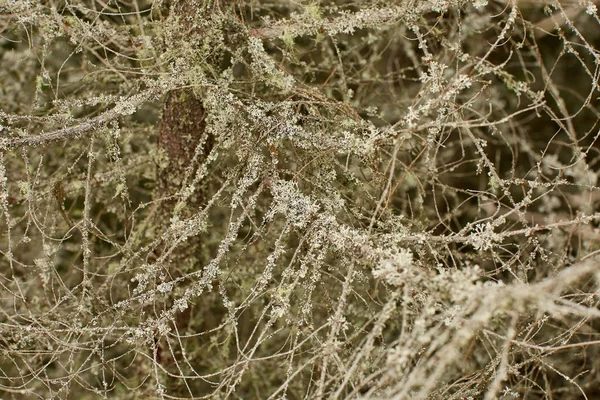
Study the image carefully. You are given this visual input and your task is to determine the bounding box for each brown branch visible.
[496,0,600,39]
[533,4,594,39]
[1,114,107,151]
[0,89,161,151]
[251,5,429,40]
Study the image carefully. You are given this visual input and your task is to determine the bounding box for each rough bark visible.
[153,88,213,389]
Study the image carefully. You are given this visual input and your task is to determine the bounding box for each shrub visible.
[0,0,599,398]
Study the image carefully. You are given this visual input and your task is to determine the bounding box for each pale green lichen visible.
[0,0,599,399]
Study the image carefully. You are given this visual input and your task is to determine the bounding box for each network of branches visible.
[1,0,600,398]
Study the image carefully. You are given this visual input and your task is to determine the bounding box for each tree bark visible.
[152,90,212,392]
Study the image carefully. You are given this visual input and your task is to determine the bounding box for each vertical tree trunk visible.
[158,89,207,207]
[157,88,211,269]
[153,88,212,394]
[150,3,222,395]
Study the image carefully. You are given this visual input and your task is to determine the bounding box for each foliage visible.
[1,0,600,398]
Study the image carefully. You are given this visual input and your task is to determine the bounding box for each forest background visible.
[1,0,600,399]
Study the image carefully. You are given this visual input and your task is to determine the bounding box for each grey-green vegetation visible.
[1,0,600,398]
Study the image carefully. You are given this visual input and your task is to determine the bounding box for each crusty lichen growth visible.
[0,0,600,399]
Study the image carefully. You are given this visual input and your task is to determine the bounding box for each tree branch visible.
[0,89,160,151]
